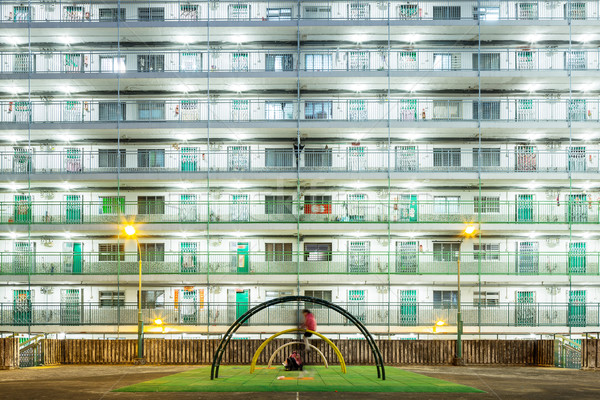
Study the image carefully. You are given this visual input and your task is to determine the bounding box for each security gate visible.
[65,194,83,223]
[567,194,588,223]
[60,288,81,324]
[568,146,586,172]
[569,242,587,275]
[395,146,417,171]
[396,241,418,273]
[515,145,537,171]
[13,289,32,325]
[227,146,249,171]
[13,242,35,274]
[347,194,366,221]
[180,242,197,273]
[348,290,366,323]
[516,291,536,326]
[399,289,417,326]
[179,289,198,324]
[395,194,418,222]
[517,241,539,274]
[231,194,249,222]
[179,194,197,222]
[14,194,32,223]
[516,194,534,222]
[13,147,32,173]
[348,241,370,273]
[180,147,198,171]
[347,146,367,171]
[568,290,586,327]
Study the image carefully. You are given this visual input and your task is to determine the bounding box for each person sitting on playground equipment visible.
[301,309,317,347]
[283,351,303,371]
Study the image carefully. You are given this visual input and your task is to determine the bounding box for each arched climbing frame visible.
[251,328,343,373]
[210,295,385,380]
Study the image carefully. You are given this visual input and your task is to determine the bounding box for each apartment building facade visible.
[0,0,599,338]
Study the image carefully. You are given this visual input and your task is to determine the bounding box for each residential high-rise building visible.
[1,1,599,339]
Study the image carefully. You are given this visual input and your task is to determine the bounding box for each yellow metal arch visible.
[250,328,346,374]
[267,341,328,369]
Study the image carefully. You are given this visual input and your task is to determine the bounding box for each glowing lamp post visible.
[125,225,144,362]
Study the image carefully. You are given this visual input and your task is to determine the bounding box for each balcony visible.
[1,148,598,175]
[1,98,598,126]
[1,251,598,276]
[1,48,598,74]
[1,1,598,23]
[2,302,598,328]
[0,199,598,225]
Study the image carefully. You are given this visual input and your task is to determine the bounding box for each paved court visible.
[1,364,599,399]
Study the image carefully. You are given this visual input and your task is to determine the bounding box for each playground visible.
[115,365,483,393]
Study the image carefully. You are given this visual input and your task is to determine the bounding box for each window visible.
[433,6,461,20]
[473,291,500,306]
[99,102,126,121]
[472,53,500,71]
[433,53,452,70]
[474,196,500,214]
[305,101,332,119]
[98,149,126,168]
[265,102,294,120]
[265,196,293,215]
[138,149,165,168]
[266,54,293,71]
[265,148,294,167]
[433,290,458,308]
[99,196,125,215]
[99,8,126,22]
[305,54,332,71]
[473,6,499,20]
[138,102,165,120]
[138,196,165,215]
[265,243,292,262]
[138,7,165,21]
[267,8,292,20]
[434,197,460,214]
[139,290,165,309]
[137,55,165,72]
[98,243,124,262]
[433,148,461,167]
[139,243,165,262]
[432,101,462,119]
[304,243,332,261]
[433,242,460,262]
[304,6,331,19]
[100,56,126,73]
[473,101,500,120]
[473,148,500,167]
[473,244,500,261]
[304,148,332,168]
[265,290,293,301]
[304,290,332,309]
[99,291,125,307]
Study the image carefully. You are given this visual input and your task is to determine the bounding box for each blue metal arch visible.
[210,295,385,380]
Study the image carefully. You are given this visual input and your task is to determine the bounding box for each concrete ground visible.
[0,364,599,400]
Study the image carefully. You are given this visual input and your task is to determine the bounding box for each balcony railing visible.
[1,1,599,23]
[2,48,599,74]
[1,148,599,174]
[1,199,598,224]
[1,251,598,276]
[2,302,598,328]
[1,98,599,124]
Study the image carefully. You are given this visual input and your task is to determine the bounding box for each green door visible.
[232,242,249,274]
[567,194,587,223]
[568,242,586,275]
[65,195,82,223]
[14,195,31,223]
[180,147,198,172]
[516,194,534,222]
[348,290,366,322]
[235,290,250,320]
[396,194,418,222]
[399,289,417,326]
[396,241,418,273]
[568,290,586,327]
[72,242,82,274]
[13,289,32,325]
[180,242,197,273]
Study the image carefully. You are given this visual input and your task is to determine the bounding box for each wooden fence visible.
[37,338,554,366]
[582,339,600,369]
[0,338,19,369]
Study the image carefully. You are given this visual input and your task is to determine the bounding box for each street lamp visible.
[455,224,477,366]
[125,224,144,363]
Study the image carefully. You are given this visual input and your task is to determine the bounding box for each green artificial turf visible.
[115,365,484,393]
